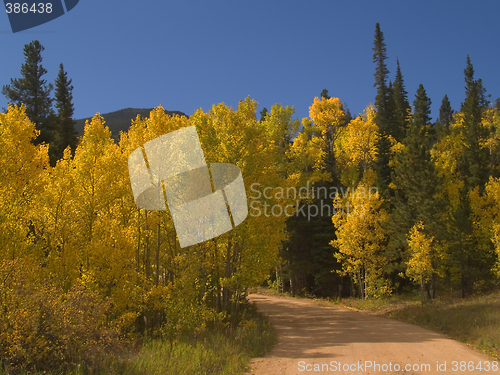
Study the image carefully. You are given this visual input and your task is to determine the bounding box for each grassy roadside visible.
[337,292,500,360]
[124,304,277,375]
[0,303,277,375]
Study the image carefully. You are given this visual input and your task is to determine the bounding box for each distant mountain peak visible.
[75,107,187,141]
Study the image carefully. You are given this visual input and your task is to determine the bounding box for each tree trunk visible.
[431,273,436,299]
[136,209,141,274]
[420,274,425,303]
[364,268,368,299]
[357,269,363,300]
[156,213,160,286]
[145,211,150,279]
[222,235,232,311]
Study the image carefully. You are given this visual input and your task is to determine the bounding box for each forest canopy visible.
[1,23,500,372]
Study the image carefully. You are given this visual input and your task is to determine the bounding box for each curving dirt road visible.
[246,294,497,375]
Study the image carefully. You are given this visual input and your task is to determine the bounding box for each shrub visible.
[0,259,122,374]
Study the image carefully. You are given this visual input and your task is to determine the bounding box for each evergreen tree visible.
[439,95,453,127]
[460,55,489,191]
[53,63,78,161]
[448,56,492,297]
[284,200,340,297]
[391,59,410,142]
[389,84,444,296]
[373,23,389,113]
[435,94,453,137]
[343,106,352,125]
[320,88,330,99]
[259,107,268,122]
[387,80,397,133]
[372,23,395,189]
[2,40,54,145]
[412,84,433,134]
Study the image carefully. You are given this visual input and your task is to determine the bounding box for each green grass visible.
[123,306,277,375]
[122,333,249,375]
[335,292,500,360]
[0,304,277,375]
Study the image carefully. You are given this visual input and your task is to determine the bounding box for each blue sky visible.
[1,1,499,123]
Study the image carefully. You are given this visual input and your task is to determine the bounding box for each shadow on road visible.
[249,294,447,359]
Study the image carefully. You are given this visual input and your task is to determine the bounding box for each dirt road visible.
[247,294,496,375]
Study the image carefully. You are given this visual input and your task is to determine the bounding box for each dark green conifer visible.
[460,55,489,190]
[449,56,493,297]
[2,40,54,145]
[435,95,453,137]
[53,63,78,161]
[372,23,395,189]
[388,84,444,298]
[259,107,268,122]
[391,59,410,142]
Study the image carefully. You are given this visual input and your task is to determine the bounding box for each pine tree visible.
[389,84,445,295]
[436,95,453,137]
[53,63,78,161]
[373,23,389,115]
[412,84,433,134]
[447,56,491,297]
[387,80,397,133]
[343,106,352,125]
[259,107,268,122]
[320,88,330,99]
[391,59,410,142]
[372,23,395,189]
[1,40,54,145]
[460,55,489,191]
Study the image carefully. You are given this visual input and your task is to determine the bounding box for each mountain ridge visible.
[75,107,187,141]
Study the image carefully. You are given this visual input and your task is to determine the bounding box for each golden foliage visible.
[331,169,390,297]
[336,105,379,176]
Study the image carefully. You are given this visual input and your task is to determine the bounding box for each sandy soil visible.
[246,294,497,375]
